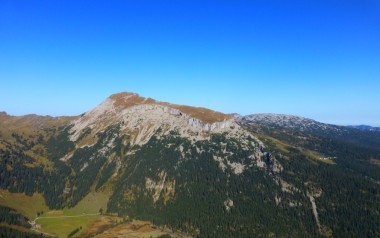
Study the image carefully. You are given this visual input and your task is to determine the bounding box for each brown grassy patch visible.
[78,215,121,237]
[163,103,232,124]
[76,134,98,148]
[95,220,192,238]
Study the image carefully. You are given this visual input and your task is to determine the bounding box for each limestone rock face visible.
[69,92,243,146]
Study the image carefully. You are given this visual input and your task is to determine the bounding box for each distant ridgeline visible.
[0,93,379,237]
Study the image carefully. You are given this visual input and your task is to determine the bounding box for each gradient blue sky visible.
[1,1,379,125]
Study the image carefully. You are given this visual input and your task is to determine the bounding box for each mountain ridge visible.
[347,124,380,132]
[2,92,376,129]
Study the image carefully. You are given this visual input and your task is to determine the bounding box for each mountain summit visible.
[70,92,237,145]
[0,92,379,238]
[109,92,232,123]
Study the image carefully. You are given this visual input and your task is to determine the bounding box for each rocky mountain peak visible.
[108,92,232,124]
[69,92,239,145]
[108,92,157,111]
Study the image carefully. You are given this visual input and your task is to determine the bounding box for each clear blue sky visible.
[1,1,379,126]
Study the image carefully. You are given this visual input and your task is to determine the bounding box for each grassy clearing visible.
[257,133,336,165]
[35,189,112,237]
[0,188,114,237]
[36,190,110,237]
[36,214,101,238]
[63,189,111,216]
[258,134,291,154]
[302,149,336,165]
[0,189,49,219]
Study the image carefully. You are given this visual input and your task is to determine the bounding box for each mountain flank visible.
[0,92,379,238]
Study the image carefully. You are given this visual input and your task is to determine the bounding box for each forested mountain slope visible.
[1,93,379,237]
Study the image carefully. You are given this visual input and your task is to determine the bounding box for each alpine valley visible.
[0,92,379,238]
